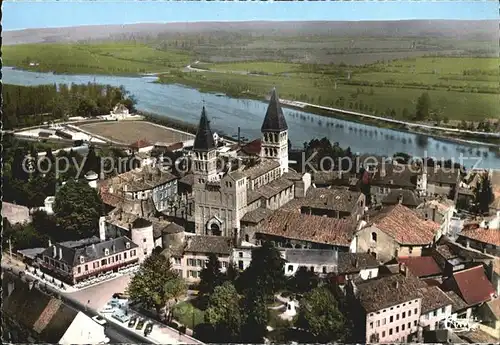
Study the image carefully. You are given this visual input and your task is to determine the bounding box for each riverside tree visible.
[415,92,431,121]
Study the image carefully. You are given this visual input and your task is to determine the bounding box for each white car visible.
[100,304,115,313]
[92,315,107,325]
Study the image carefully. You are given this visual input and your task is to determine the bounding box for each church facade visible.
[191,88,310,238]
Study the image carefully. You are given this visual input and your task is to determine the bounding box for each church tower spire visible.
[193,105,217,181]
[260,88,289,173]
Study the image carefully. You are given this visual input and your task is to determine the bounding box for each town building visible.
[381,189,422,209]
[355,204,440,262]
[370,163,418,205]
[189,88,311,238]
[36,236,140,285]
[99,166,178,212]
[476,298,500,340]
[426,167,460,198]
[334,252,380,287]
[168,234,233,282]
[397,256,443,280]
[283,248,338,277]
[2,271,108,344]
[417,286,453,332]
[456,227,500,257]
[347,268,425,343]
[417,198,456,238]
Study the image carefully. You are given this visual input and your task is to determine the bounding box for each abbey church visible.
[191,88,311,239]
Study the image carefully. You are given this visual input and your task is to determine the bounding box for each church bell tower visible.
[192,106,218,182]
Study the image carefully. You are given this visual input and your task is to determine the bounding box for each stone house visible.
[457,227,500,257]
[347,269,425,343]
[37,236,139,285]
[417,198,456,239]
[417,286,453,332]
[334,252,380,287]
[355,204,441,262]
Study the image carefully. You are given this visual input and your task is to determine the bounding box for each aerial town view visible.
[1,1,499,344]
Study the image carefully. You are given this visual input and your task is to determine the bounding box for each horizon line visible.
[5,18,499,32]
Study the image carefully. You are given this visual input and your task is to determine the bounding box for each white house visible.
[284,249,337,277]
[418,286,454,332]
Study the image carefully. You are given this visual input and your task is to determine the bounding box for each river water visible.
[4,67,499,169]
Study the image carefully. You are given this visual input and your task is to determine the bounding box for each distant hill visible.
[4,20,499,45]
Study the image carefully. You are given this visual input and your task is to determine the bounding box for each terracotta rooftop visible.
[337,252,379,274]
[434,240,493,262]
[398,256,442,278]
[241,207,275,224]
[249,177,294,202]
[282,168,303,181]
[382,189,422,208]
[443,265,495,306]
[444,290,470,313]
[240,139,261,156]
[418,286,453,314]
[179,173,195,186]
[371,163,417,188]
[299,187,363,213]
[312,171,346,185]
[484,298,500,320]
[356,273,425,313]
[458,228,500,247]
[185,235,233,255]
[258,210,355,247]
[367,204,440,245]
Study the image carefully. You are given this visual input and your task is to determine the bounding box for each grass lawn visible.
[3,42,191,75]
[172,300,205,330]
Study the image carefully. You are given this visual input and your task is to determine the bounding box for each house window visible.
[389,329,393,335]
[104,249,109,256]
[408,310,411,317]
[370,322,373,329]
[80,256,85,264]
[433,310,437,317]
[239,260,244,270]
[390,316,393,323]
[396,326,399,333]
[143,238,147,243]
[396,314,399,321]
[244,234,249,242]
[414,308,418,314]
[402,324,405,331]
[143,249,147,255]
[124,252,127,259]
[77,267,81,274]
[408,322,411,329]
[371,232,377,242]
[383,318,386,325]
[84,264,88,271]
[239,252,243,258]
[441,307,445,314]
[322,266,327,274]
[409,246,413,254]
[376,320,380,327]
[126,242,130,249]
[288,265,294,272]
[414,320,417,326]
[101,259,107,266]
[382,331,386,338]
[222,261,228,268]
[402,311,406,318]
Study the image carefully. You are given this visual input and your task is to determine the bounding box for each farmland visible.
[161,56,500,122]
[2,42,191,75]
[78,121,194,145]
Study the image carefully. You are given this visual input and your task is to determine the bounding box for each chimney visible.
[394,281,399,289]
[398,193,403,204]
[399,263,408,277]
[58,247,63,260]
[53,245,57,258]
[112,244,116,253]
[28,281,34,290]
[48,238,52,247]
[186,236,192,248]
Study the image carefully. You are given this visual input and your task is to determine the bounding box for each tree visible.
[243,241,286,298]
[240,288,268,343]
[53,179,103,239]
[295,287,347,343]
[475,174,494,214]
[199,253,224,295]
[127,252,185,320]
[288,266,319,294]
[204,282,242,342]
[415,92,431,121]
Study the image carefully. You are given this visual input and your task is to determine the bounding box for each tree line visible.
[3,83,137,129]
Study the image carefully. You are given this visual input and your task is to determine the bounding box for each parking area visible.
[67,274,133,311]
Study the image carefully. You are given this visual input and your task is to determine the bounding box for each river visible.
[4,67,499,169]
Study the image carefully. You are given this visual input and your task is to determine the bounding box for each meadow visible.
[162,56,500,122]
[2,42,191,75]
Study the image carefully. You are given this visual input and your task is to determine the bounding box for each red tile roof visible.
[448,265,495,306]
[369,204,440,245]
[258,210,355,247]
[398,256,442,278]
[241,139,261,155]
[459,228,500,247]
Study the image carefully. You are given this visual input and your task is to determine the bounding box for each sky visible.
[3,1,497,31]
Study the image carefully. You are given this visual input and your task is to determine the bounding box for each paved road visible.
[1,262,150,344]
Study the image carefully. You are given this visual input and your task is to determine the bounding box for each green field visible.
[3,43,191,75]
[162,57,500,122]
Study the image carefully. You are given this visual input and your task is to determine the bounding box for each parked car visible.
[113,292,129,300]
[92,315,107,326]
[100,305,115,313]
[144,322,153,336]
[128,316,138,328]
[112,311,130,324]
[136,318,145,330]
